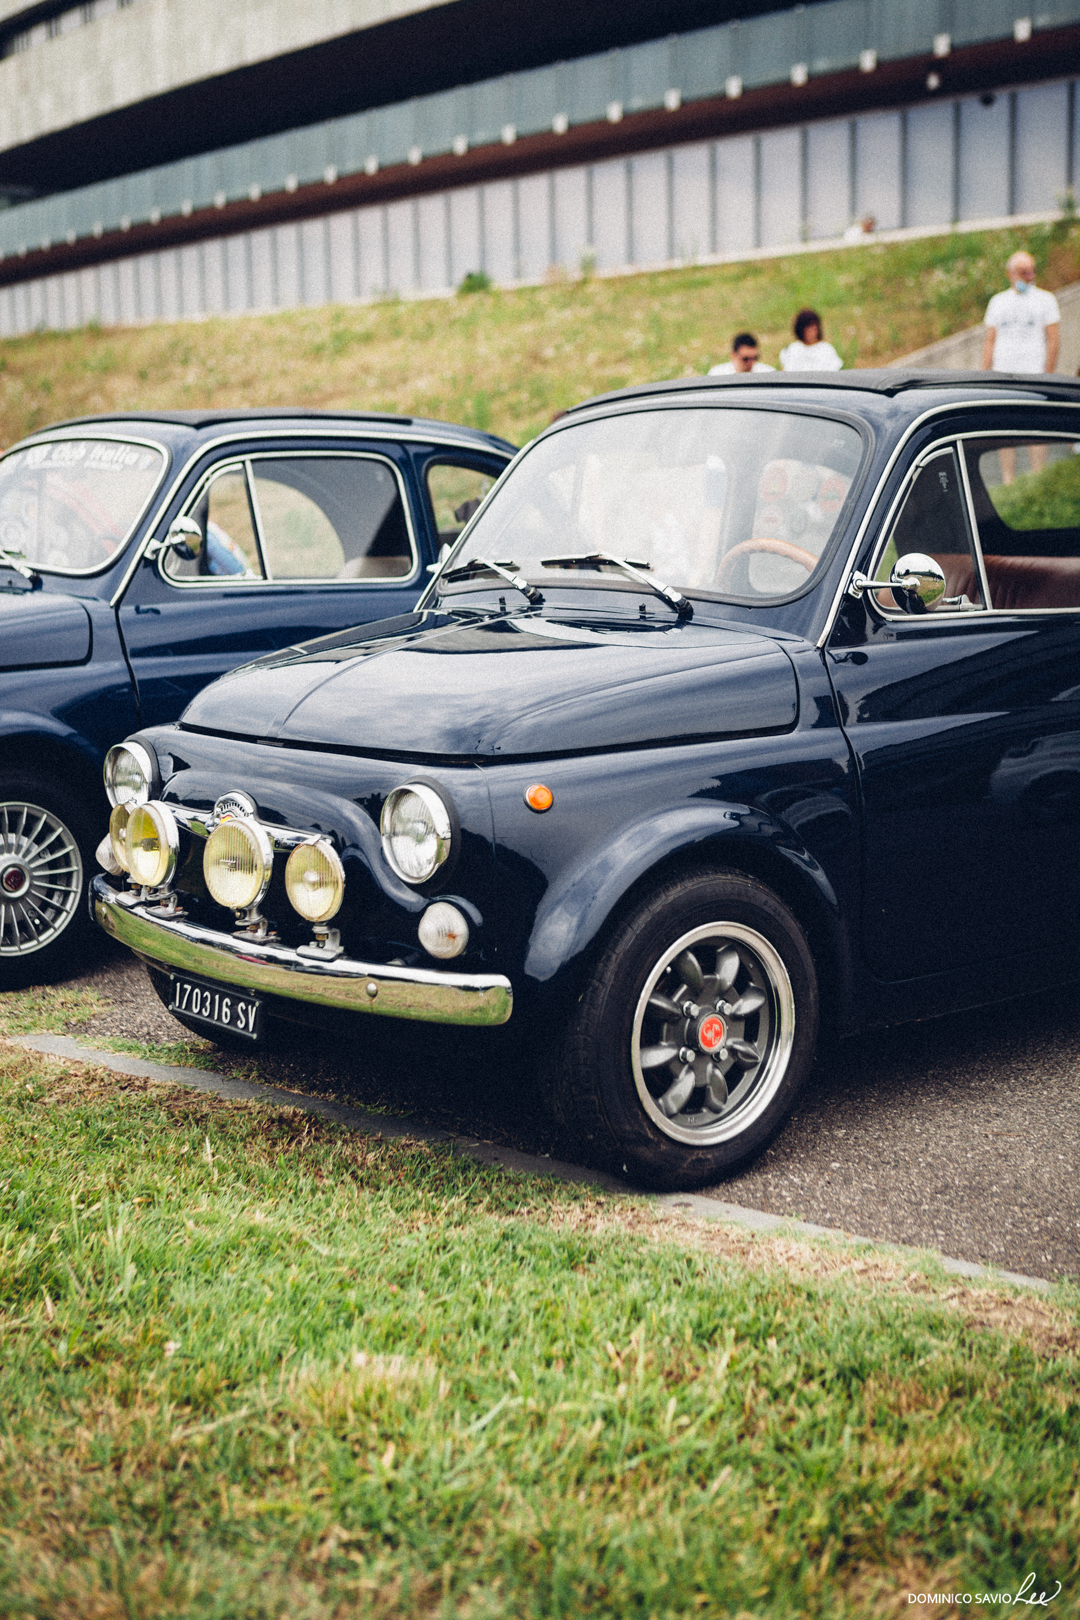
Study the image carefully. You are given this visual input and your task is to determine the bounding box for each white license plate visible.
[169,975,262,1040]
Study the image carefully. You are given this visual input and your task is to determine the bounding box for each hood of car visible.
[0,588,92,669]
[180,609,799,758]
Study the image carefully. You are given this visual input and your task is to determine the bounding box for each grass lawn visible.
[1,218,1078,451]
[0,1034,1077,1620]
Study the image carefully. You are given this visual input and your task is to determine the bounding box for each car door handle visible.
[133,604,161,616]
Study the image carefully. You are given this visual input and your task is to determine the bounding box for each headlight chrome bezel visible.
[203,815,275,912]
[285,837,345,923]
[125,801,179,890]
[104,740,159,808]
[380,781,457,886]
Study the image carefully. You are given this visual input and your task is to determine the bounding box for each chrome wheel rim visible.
[0,800,84,958]
[631,922,795,1145]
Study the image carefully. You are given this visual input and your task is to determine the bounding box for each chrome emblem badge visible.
[213,791,257,822]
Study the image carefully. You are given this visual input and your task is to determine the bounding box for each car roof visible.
[573,369,1080,414]
[32,408,518,455]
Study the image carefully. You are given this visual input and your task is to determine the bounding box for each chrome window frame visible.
[159,457,267,585]
[153,447,421,592]
[858,436,992,621]
[815,397,1072,647]
[0,429,170,579]
[859,425,1080,624]
[110,426,512,609]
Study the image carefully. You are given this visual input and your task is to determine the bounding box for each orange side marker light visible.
[524,783,554,812]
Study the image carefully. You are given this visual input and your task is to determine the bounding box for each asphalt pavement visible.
[34,939,1080,1283]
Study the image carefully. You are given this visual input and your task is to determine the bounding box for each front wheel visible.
[0,773,95,988]
[549,870,819,1189]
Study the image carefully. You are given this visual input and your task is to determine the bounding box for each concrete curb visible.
[11,1032,1052,1294]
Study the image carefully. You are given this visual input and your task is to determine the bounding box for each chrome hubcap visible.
[631,922,795,1145]
[0,801,83,957]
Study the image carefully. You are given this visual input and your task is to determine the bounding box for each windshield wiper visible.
[439,557,543,605]
[540,552,692,620]
[0,546,40,587]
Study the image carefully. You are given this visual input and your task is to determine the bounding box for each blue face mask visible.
[1014,277,1032,294]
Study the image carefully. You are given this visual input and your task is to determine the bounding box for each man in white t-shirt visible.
[982,252,1060,374]
[709,332,775,374]
[982,252,1060,481]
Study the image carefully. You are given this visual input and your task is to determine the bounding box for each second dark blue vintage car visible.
[0,409,514,984]
[92,371,1080,1187]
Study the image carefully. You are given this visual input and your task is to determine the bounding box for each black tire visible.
[0,772,98,988]
[145,965,287,1054]
[547,869,819,1190]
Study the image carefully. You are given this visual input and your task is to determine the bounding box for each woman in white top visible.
[779,309,843,372]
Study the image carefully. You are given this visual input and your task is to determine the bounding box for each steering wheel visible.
[716,537,819,590]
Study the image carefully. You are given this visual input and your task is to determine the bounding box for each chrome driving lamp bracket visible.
[297,926,343,962]
[233,905,277,942]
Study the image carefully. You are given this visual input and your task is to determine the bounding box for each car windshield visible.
[440,406,864,603]
[0,438,165,574]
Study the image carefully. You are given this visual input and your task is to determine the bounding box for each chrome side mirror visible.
[151,516,204,564]
[848,552,946,613]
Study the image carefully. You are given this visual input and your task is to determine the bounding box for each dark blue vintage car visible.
[0,409,514,983]
[92,371,1080,1186]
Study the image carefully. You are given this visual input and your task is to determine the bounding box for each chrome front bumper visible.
[92,875,513,1028]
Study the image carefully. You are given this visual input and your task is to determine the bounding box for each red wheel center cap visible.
[1,863,28,896]
[696,1013,726,1053]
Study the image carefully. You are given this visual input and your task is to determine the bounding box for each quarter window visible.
[425,462,497,547]
[870,445,985,611]
[165,464,264,579]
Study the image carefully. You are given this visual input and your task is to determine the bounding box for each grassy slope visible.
[0,1047,1077,1619]
[1,220,1078,451]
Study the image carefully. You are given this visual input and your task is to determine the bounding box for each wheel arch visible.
[0,719,106,813]
[524,805,851,1030]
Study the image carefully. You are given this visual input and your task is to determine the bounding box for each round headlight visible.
[380,784,454,884]
[203,816,273,911]
[125,802,178,889]
[109,801,132,872]
[104,741,157,807]
[418,901,469,960]
[285,838,344,923]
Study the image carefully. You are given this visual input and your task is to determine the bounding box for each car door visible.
[118,445,427,729]
[827,416,1080,984]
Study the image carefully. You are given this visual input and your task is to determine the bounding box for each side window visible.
[964,436,1080,611]
[164,465,265,580]
[251,457,414,580]
[871,445,985,611]
[426,462,497,547]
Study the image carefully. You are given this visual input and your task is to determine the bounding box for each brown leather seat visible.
[928,553,1080,611]
[983,554,1080,611]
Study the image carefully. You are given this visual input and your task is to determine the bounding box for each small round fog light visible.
[125,802,178,889]
[285,838,344,923]
[203,817,273,911]
[109,801,132,872]
[418,901,469,960]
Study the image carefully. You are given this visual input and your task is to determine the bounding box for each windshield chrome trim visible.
[154,448,421,592]
[0,430,171,580]
[108,425,516,609]
[814,397,1050,647]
